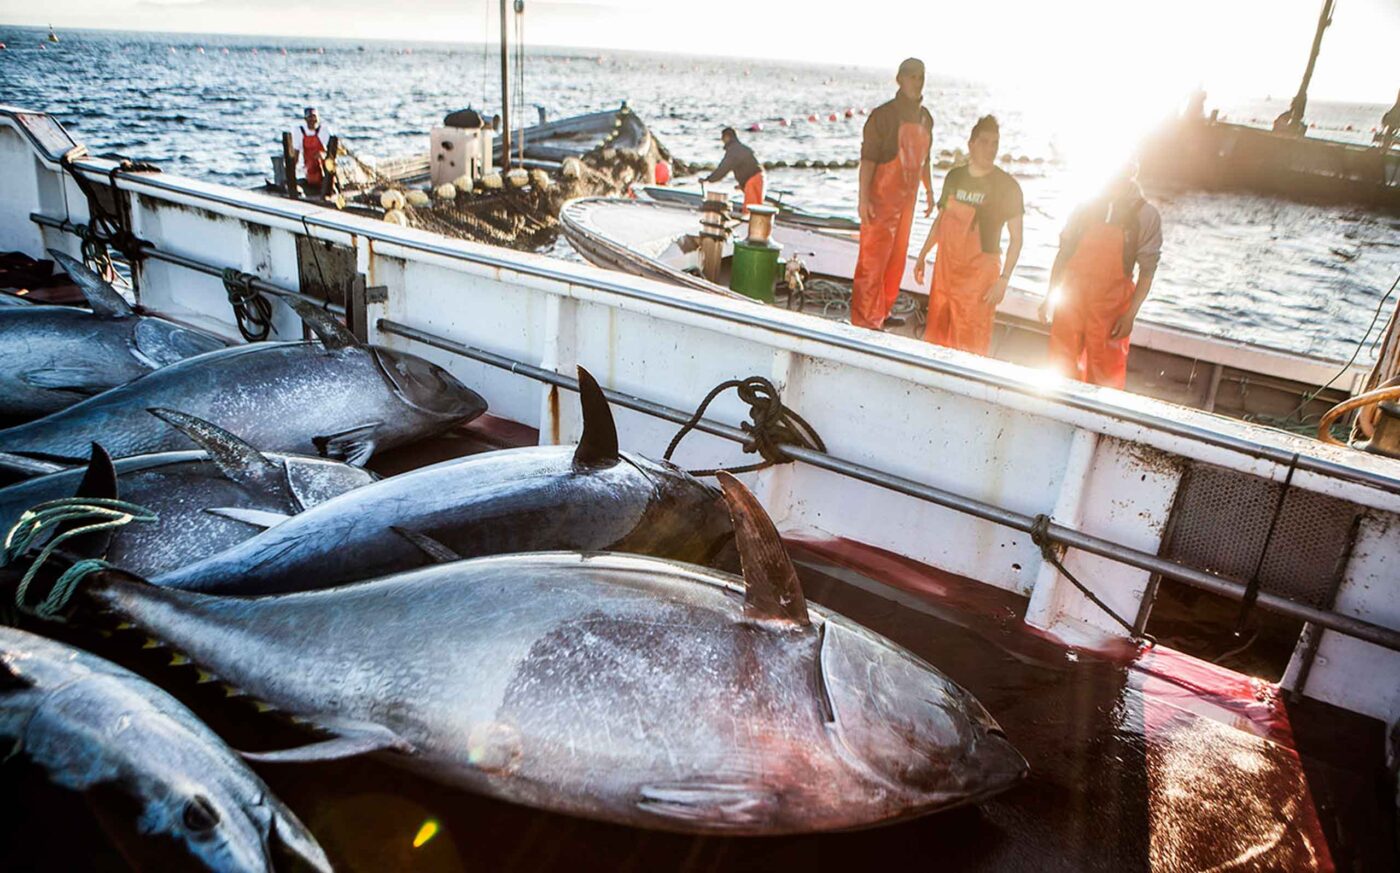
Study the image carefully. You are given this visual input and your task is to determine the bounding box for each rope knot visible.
[222,268,273,341]
[664,376,825,477]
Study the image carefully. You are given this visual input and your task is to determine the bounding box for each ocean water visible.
[2,25,1397,363]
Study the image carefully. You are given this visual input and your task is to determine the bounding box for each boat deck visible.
[6,417,1389,872]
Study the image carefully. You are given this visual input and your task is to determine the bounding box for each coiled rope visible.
[2,498,157,621]
[58,147,159,277]
[222,268,274,342]
[664,377,826,477]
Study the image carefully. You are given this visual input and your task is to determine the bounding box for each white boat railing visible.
[3,107,1397,733]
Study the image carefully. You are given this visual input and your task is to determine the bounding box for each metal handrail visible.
[377,318,1400,654]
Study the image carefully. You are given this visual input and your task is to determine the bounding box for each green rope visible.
[2,498,157,621]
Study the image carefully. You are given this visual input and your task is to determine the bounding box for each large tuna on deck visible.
[154,367,733,594]
[0,626,330,872]
[34,474,1026,835]
[0,252,226,425]
[0,410,377,576]
[0,298,486,472]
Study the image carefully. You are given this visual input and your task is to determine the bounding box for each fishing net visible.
[330,108,676,253]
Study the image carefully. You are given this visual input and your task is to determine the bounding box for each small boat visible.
[47,25,59,44]
[640,185,860,233]
[560,195,1369,426]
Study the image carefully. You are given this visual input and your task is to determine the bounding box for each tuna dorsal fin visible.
[147,408,288,496]
[284,297,359,350]
[47,250,134,318]
[715,471,808,626]
[391,527,463,563]
[75,443,118,501]
[572,366,619,468]
[0,657,34,691]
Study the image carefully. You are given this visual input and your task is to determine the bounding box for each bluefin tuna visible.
[0,251,227,425]
[0,296,486,472]
[0,410,377,576]
[28,473,1026,835]
[0,626,331,871]
[154,367,732,594]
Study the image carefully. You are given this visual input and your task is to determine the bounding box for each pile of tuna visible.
[0,252,1025,871]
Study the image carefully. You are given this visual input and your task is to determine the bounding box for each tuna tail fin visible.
[715,471,809,627]
[284,297,360,350]
[47,250,134,318]
[573,365,619,468]
[147,408,297,507]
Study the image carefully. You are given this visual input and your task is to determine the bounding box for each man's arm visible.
[984,215,1022,305]
[1111,261,1157,339]
[912,210,942,285]
[921,158,935,217]
[704,150,736,184]
[857,159,876,223]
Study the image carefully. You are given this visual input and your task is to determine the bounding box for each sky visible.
[8,0,1399,103]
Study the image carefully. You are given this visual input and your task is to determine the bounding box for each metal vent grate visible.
[1161,463,1361,609]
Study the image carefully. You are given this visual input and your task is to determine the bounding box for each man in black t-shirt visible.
[705,128,765,213]
[851,58,935,330]
[913,115,1024,355]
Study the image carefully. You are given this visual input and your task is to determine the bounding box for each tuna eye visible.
[183,796,220,832]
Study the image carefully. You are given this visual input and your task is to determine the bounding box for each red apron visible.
[742,172,766,213]
[1049,221,1136,388]
[923,199,1001,354]
[301,126,326,186]
[852,121,930,330]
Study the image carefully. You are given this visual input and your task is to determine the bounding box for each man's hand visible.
[859,196,875,225]
[1110,311,1136,339]
[923,189,935,218]
[982,276,1009,306]
[914,257,928,286]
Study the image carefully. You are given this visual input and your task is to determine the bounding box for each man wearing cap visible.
[288,107,333,197]
[1039,164,1162,389]
[705,127,765,214]
[851,57,935,331]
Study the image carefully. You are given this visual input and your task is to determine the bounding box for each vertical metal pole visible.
[1290,0,1334,126]
[347,274,368,344]
[499,0,512,171]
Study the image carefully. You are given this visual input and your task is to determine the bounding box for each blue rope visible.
[2,498,157,621]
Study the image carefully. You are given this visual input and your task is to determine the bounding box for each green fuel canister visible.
[730,205,782,302]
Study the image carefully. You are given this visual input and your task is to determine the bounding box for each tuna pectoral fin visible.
[715,472,809,626]
[240,721,412,763]
[48,250,135,318]
[19,367,108,394]
[572,365,619,468]
[0,451,67,478]
[391,527,462,563]
[313,423,381,467]
[206,507,292,529]
[637,781,779,827]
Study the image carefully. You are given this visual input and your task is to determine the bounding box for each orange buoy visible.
[778,118,789,127]
[748,122,763,132]
[807,113,818,122]
[826,113,838,122]
[654,159,671,185]
[844,108,854,118]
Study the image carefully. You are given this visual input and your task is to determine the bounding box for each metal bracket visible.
[345,274,386,343]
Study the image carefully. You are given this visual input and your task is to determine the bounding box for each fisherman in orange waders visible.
[705,128,765,213]
[1039,165,1162,389]
[914,115,1023,355]
[852,58,935,330]
[288,106,332,198]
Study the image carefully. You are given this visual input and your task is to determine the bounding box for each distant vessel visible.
[47,25,59,44]
[1139,0,1399,211]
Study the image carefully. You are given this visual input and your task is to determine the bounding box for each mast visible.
[1288,0,1335,127]
[499,0,512,170]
